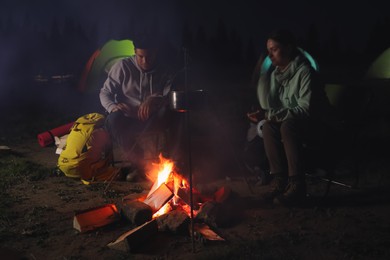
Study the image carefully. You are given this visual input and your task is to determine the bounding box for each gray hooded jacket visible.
[99,56,173,113]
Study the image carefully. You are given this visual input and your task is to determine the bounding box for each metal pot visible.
[169,89,205,112]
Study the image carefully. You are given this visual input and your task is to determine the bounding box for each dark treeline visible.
[0,10,389,116]
[301,17,390,82]
[182,17,390,84]
[0,16,90,89]
[1,11,389,87]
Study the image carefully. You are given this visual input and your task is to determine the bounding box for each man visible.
[99,36,173,168]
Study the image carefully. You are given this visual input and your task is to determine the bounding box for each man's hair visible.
[133,33,159,49]
[267,29,297,49]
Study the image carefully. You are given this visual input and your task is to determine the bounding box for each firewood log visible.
[107,219,158,252]
[143,183,173,212]
[73,204,120,233]
[120,200,153,226]
[156,209,190,234]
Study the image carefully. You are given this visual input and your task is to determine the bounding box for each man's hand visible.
[138,96,164,121]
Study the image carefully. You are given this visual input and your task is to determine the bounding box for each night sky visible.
[0,0,389,112]
[184,0,388,51]
[2,0,388,49]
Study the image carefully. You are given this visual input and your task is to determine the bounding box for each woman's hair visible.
[268,29,297,49]
[267,29,299,58]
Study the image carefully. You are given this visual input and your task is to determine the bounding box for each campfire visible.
[74,154,228,252]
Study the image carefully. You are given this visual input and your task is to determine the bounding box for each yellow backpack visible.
[57,113,119,184]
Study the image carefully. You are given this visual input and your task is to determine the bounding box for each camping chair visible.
[303,82,367,198]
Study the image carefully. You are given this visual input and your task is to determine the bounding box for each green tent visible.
[78,39,135,93]
[366,48,390,79]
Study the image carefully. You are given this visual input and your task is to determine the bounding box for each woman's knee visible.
[280,120,303,141]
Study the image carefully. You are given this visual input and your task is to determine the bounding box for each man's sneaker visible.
[126,170,139,182]
[262,173,288,201]
[273,178,307,206]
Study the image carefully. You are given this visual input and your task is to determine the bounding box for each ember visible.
[143,154,202,218]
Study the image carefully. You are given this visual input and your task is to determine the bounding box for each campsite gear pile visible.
[39,110,165,185]
[56,113,119,184]
[37,122,74,147]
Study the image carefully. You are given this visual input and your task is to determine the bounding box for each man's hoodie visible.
[99,56,172,113]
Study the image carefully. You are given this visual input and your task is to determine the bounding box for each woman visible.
[249,29,318,205]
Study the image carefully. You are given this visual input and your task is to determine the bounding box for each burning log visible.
[119,200,153,226]
[143,183,174,212]
[73,204,120,233]
[107,219,158,252]
[176,187,202,210]
[193,223,225,244]
[156,209,190,234]
[195,201,219,228]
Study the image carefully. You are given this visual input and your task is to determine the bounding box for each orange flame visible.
[153,203,172,218]
[145,154,195,218]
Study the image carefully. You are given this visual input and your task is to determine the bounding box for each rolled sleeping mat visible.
[37,122,74,147]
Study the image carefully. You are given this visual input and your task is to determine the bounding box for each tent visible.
[364,47,390,116]
[78,39,135,93]
[365,48,390,79]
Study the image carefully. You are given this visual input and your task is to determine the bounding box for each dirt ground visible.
[1,84,390,259]
[1,134,390,260]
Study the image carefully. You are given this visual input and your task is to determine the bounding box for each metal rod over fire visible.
[183,47,196,253]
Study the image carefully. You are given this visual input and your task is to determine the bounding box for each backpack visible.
[57,113,119,183]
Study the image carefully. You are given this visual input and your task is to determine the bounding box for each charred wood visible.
[195,200,241,228]
[176,187,202,210]
[107,219,158,252]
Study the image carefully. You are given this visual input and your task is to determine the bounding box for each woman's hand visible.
[247,110,265,123]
